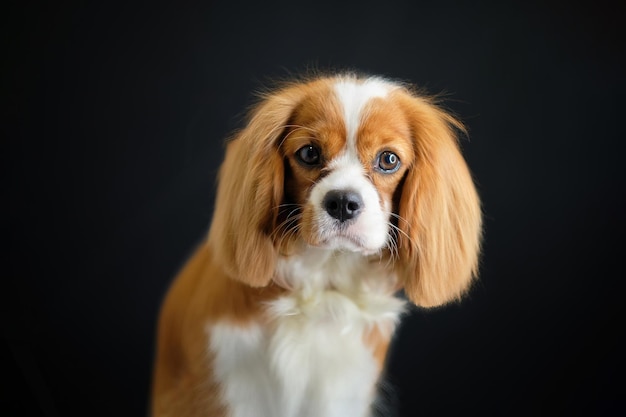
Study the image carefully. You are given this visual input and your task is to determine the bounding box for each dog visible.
[151,72,482,417]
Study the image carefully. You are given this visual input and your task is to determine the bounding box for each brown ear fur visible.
[208,86,305,287]
[396,92,482,307]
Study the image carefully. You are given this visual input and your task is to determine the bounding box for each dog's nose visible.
[323,190,363,222]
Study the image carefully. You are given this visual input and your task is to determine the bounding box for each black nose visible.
[323,190,363,222]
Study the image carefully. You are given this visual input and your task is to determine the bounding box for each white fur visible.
[333,77,390,151]
[209,249,406,417]
[209,324,278,417]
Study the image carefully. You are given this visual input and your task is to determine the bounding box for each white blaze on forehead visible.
[333,77,391,155]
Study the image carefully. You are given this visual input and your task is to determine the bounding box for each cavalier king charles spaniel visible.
[151,73,482,417]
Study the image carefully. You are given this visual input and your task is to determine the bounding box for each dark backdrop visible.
[3,1,625,416]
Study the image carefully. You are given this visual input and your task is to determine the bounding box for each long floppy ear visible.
[208,87,304,287]
[396,91,482,307]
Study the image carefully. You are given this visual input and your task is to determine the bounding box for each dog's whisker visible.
[383,232,399,269]
[387,221,415,248]
[388,212,411,227]
[271,213,302,241]
[275,222,303,248]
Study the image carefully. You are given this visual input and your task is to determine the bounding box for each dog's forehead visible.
[333,77,392,146]
[289,77,399,158]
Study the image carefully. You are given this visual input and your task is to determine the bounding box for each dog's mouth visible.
[317,230,382,255]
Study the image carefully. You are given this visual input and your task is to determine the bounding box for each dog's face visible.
[280,78,411,256]
[209,74,482,307]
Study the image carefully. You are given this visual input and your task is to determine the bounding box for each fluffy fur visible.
[151,73,482,417]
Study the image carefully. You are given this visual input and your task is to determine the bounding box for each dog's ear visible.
[209,87,305,287]
[395,92,482,307]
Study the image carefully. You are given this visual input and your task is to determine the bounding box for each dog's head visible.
[208,74,482,307]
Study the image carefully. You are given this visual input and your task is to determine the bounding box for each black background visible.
[3,1,625,416]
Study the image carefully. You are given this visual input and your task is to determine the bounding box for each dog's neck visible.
[266,244,406,353]
[275,244,395,292]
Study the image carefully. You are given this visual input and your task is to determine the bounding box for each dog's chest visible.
[208,252,405,417]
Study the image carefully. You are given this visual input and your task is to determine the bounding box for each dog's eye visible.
[296,145,321,166]
[377,151,400,173]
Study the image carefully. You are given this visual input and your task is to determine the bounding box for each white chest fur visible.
[208,249,406,417]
